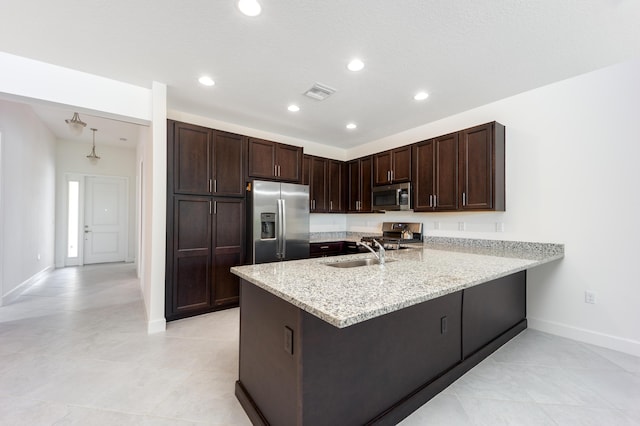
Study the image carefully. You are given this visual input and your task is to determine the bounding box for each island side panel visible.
[462,270,526,358]
[237,280,302,426]
[300,292,463,426]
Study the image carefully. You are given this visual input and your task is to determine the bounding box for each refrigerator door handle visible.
[281,199,287,259]
[276,199,283,259]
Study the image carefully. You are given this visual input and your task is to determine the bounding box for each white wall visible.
[54,140,138,267]
[0,52,165,333]
[335,60,640,355]
[0,100,56,304]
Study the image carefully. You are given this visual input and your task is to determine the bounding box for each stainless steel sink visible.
[325,258,396,268]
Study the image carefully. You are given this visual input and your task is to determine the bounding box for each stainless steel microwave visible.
[372,182,411,211]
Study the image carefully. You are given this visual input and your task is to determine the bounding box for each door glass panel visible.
[67,181,79,258]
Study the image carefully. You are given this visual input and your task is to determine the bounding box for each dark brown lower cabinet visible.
[166,195,245,321]
[236,271,526,425]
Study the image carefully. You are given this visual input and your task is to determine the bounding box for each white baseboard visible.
[528,317,640,357]
[1,266,54,306]
[147,318,166,334]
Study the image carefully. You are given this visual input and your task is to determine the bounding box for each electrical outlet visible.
[458,222,466,231]
[284,326,294,355]
[434,221,440,230]
[584,291,596,304]
[495,222,504,232]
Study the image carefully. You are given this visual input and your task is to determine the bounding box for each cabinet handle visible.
[214,201,217,215]
[278,165,281,177]
[209,179,212,193]
[320,246,329,249]
[275,165,278,177]
[214,179,217,193]
[330,201,333,211]
[390,170,394,182]
[434,194,437,207]
[462,192,466,206]
[209,201,212,215]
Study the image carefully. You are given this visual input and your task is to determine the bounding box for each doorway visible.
[65,175,129,266]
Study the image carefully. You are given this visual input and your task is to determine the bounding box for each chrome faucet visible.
[356,240,386,265]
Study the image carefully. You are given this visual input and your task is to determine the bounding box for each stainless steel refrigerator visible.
[249,180,310,264]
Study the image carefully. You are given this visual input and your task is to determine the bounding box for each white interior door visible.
[84,176,128,264]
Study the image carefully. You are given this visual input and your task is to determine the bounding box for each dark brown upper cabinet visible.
[303,155,329,212]
[328,159,346,213]
[373,146,411,185]
[412,121,505,212]
[168,120,244,197]
[412,133,459,211]
[458,122,505,211]
[347,156,373,212]
[248,137,303,183]
[303,155,345,213]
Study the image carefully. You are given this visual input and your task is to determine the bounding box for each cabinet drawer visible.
[310,242,345,258]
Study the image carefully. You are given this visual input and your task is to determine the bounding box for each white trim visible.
[528,317,640,357]
[1,266,53,306]
[147,318,166,334]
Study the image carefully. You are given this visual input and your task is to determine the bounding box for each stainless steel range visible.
[360,222,423,250]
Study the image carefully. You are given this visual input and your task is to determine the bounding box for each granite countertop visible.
[231,237,564,329]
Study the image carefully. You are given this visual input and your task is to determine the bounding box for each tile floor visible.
[0,263,638,425]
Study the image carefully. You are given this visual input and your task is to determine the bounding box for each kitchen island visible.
[231,237,564,425]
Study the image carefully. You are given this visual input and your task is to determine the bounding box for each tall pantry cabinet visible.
[166,120,245,321]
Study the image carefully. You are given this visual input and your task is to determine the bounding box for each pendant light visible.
[65,112,87,135]
[87,128,101,161]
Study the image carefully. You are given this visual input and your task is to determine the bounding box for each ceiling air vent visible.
[304,83,336,101]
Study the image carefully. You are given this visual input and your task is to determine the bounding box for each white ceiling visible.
[1,0,639,149]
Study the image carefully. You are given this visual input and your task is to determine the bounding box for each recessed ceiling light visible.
[346,123,357,130]
[198,76,215,86]
[237,0,261,16]
[347,59,365,72]
[287,104,300,112]
[414,91,429,101]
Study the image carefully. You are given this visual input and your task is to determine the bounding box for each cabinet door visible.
[412,140,435,211]
[391,146,412,183]
[435,133,459,211]
[212,198,245,307]
[172,122,211,195]
[459,123,493,210]
[360,156,373,212]
[347,160,360,212]
[248,138,276,179]
[302,155,311,186]
[276,143,303,182]
[171,196,212,315]
[310,156,328,212]
[328,160,344,212]
[373,151,392,185]
[213,131,244,197]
